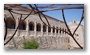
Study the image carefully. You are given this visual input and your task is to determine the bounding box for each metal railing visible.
[4,4,84,49]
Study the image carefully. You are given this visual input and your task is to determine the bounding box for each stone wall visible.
[5,34,70,49]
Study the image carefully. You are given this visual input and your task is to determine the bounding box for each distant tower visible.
[72,19,76,24]
[68,19,84,49]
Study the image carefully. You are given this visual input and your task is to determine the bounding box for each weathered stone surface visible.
[4,5,84,49]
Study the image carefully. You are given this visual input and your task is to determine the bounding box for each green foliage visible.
[23,40,39,49]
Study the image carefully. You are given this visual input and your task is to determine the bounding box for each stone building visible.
[4,4,84,49]
[68,20,84,49]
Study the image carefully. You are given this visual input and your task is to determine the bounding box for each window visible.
[75,33,79,36]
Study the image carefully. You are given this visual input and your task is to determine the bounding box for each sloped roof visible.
[4,4,64,23]
[4,4,30,11]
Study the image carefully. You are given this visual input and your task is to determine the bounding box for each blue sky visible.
[43,9,83,24]
[22,4,84,24]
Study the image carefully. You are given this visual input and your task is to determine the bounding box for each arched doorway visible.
[6,18,16,29]
[43,25,46,32]
[53,26,55,33]
[60,28,61,34]
[29,22,34,31]
[65,29,66,34]
[62,28,64,33]
[48,26,51,32]
[36,23,41,31]
[19,21,26,30]
[56,27,58,33]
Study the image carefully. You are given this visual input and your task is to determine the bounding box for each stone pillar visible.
[26,19,29,37]
[55,26,56,36]
[65,28,67,37]
[41,23,43,36]
[34,21,36,36]
[61,27,63,37]
[51,26,53,36]
[66,29,68,37]
[46,25,48,36]
[63,28,65,37]
[58,27,60,36]
[15,17,19,36]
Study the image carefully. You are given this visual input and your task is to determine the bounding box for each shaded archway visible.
[6,18,16,29]
[48,26,51,32]
[65,29,66,34]
[62,28,64,33]
[60,28,61,34]
[29,21,34,31]
[43,25,46,32]
[19,21,26,30]
[56,27,58,33]
[53,26,55,33]
[36,23,41,31]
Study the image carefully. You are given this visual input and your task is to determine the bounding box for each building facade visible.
[4,5,84,49]
[68,20,84,49]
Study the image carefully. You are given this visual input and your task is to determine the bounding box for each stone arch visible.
[53,26,55,33]
[48,26,51,32]
[56,27,58,33]
[36,23,41,31]
[63,28,66,34]
[29,21,34,31]
[43,25,46,32]
[60,28,61,34]
[19,21,26,30]
[6,18,16,29]
[62,28,64,33]
[65,29,66,34]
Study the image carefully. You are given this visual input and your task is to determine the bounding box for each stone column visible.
[51,26,53,36]
[55,26,56,36]
[66,29,68,37]
[61,28,63,36]
[26,19,29,37]
[58,27,60,36]
[41,23,43,36]
[63,28,65,37]
[15,17,19,36]
[46,25,48,36]
[65,28,67,37]
[34,21,36,36]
